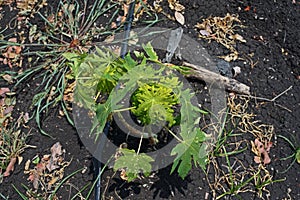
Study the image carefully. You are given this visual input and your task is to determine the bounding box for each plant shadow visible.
[105,165,190,199]
[150,166,190,199]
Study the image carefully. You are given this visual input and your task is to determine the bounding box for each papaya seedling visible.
[68,42,209,181]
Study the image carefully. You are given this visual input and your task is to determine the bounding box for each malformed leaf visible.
[114,148,154,182]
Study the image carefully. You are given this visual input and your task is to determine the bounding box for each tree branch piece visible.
[182,61,250,95]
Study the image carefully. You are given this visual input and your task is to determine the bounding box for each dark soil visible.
[1,0,300,200]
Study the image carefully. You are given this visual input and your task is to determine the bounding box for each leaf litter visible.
[0,38,22,68]
[0,87,16,129]
[1,105,31,181]
[152,0,186,25]
[111,0,148,29]
[251,138,273,165]
[206,95,277,199]
[24,142,71,191]
[195,13,246,62]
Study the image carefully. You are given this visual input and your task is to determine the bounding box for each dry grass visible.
[206,95,279,199]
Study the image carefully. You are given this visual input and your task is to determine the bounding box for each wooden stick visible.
[182,61,250,95]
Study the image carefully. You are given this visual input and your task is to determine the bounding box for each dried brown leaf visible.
[252,138,272,165]
[104,35,115,44]
[36,162,46,173]
[3,157,17,177]
[48,176,59,190]
[46,142,63,172]
[232,66,241,77]
[262,151,271,164]
[168,0,185,11]
[254,156,261,164]
[111,22,117,29]
[28,170,39,190]
[0,88,10,96]
[120,169,128,181]
[220,52,238,62]
[174,3,185,12]
[23,112,30,123]
[8,38,17,43]
[123,3,129,17]
[199,30,210,36]
[4,106,14,115]
[25,159,31,171]
[174,11,185,25]
[2,74,13,83]
[230,34,246,43]
[18,156,23,165]
[265,141,272,152]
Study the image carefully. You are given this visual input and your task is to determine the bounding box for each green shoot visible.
[131,82,179,126]
[277,134,300,173]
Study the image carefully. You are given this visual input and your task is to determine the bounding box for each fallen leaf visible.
[230,34,246,43]
[3,157,17,177]
[252,138,272,165]
[23,112,29,123]
[232,66,241,77]
[4,106,14,115]
[8,38,17,43]
[69,39,79,48]
[168,0,185,11]
[2,74,13,83]
[265,141,272,152]
[18,156,23,165]
[255,138,264,152]
[36,162,46,173]
[174,11,185,25]
[254,156,261,164]
[220,52,238,62]
[123,3,129,17]
[262,151,271,164]
[244,6,251,11]
[25,160,31,171]
[174,3,185,12]
[46,142,63,172]
[14,46,22,54]
[104,35,115,43]
[28,170,39,190]
[48,176,59,190]
[199,30,210,36]
[111,22,117,29]
[120,168,128,181]
[27,172,35,182]
[27,159,46,190]
[0,88,10,96]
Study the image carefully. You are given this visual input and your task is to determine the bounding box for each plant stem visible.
[137,135,143,155]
